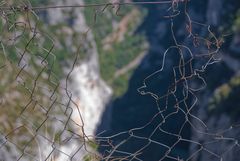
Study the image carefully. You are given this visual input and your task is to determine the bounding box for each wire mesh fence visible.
[0,0,239,161]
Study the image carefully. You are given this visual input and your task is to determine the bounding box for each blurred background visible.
[0,0,240,160]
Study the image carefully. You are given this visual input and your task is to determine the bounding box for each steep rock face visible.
[40,0,112,160]
[1,0,145,160]
[188,0,240,161]
[46,0,112,137]
[190,75,240,161]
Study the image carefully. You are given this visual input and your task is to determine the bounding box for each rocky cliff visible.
[1,0,240,161]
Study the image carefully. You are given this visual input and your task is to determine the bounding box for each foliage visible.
[0,2,69,158]
[209,75,240,119]
[84,0,147,96]
[233,9,240,32]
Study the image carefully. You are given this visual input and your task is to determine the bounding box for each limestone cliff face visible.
[0,0,143,159]
[46,0,113,137]
[45,0,113,160]
[1,0,240,160]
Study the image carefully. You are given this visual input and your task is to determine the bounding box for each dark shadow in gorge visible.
[96,0,238,160]
[96,2,195,160]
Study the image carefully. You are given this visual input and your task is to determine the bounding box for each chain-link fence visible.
[0,0,240,161]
